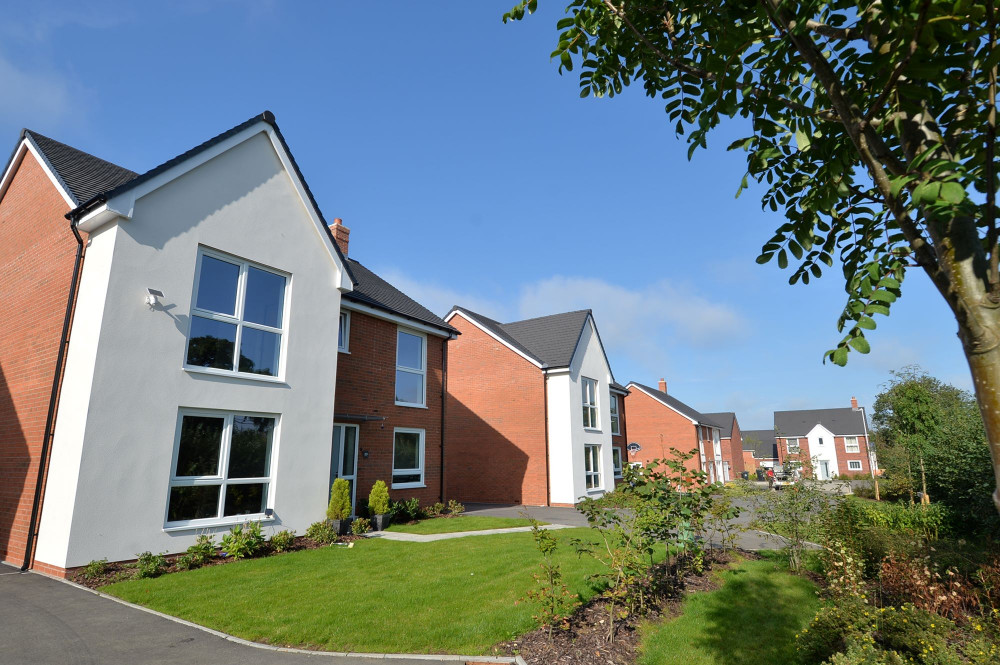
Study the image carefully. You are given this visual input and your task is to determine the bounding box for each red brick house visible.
[774,398,876,479]
[330,221,457,513]
[741,429,779,471]
[624,380,730,482]
[610,383,630,485]
[444,307,624,506]
[702,412,746,478]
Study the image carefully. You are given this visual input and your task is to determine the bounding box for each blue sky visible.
[1,1,969,428]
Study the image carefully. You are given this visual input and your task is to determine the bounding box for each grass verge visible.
[385,516,541,534]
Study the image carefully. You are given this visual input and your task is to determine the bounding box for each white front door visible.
[818,460,830,481]
[331,424,359,516]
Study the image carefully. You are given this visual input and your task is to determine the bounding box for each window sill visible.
[163,515,275,532]
[391,482,426,490]
[395,402,428,409]
[183,366,287,385]
[586,488,604,494]
[583,428,602,434]
[338,349,350,354]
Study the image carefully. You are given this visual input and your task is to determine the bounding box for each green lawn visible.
[638,555,820,665]
[385,516,541,534]
[104,528,599,654]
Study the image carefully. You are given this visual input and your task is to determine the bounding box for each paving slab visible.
[368,524,572,543]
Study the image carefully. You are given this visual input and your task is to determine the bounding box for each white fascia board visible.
[0,139,76,208]
[544,367,571,376]
[342,300,454,338]
[446,309,543,368]
[626,382,699,425]
[74,202,130,233]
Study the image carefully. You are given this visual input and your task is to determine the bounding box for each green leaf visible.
[856,316,877,330]
[848,336,871,354]
[940,181,965,204]
[756,252,774,264]
[794,128,811,152]
[777,249,788,269]
[831,346,849,366]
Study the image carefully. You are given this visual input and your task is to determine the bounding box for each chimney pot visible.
[851,396,859,410]
[658,378,667,394]
[329,218,350,256]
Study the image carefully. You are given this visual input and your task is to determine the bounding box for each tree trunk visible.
[962,342,1000,514]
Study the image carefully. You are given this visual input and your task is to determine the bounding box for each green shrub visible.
[220,521,265,560]
[83,558,109,579]
[839,496,948,540]
[327,478,351,521]
[368,480,390,515]
[796,596,871,664]
[134,551,167,579]
[270,529,295,552]
[351,517,371,535]
[428,502,446,517]
[448,499,465,516]
[390,497,424,522]
[305,520,338,544]
[187,534,216,565]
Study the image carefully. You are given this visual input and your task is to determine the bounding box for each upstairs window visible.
[186,250,287,378]
[609,394,621,435]
[786,438,800,454]
[845,436,860,453]
[582,377,598,429]
[338,311,350,352]
[395,329,426,407]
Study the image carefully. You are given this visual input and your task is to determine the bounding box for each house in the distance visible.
[774,397,875,479]
[444,307,623,506]
[702,412,746,479]
[741,429,779,471]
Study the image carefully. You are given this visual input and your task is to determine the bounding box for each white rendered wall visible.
[36,132,346,568]
[807,424,840,479]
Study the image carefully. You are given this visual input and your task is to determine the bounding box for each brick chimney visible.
[658,378,667,394]
[851,396,859,410]
[330,218,350,256]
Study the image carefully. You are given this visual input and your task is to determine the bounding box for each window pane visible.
[243,267,285,328]
[168,485,220,522]
[338,312,348,349]
[397,331,423,370]
[341,427,356,477]
[238,328,280,376]
[393,432,420,470]
[175,415,224,476]
[393,473,421,485]
[396,370,423,404]
[223,483,266,516]
[227,416,274,478]
[196,255,240,315]
[187,316,237,370]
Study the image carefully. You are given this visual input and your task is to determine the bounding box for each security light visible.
[145,288,163,308]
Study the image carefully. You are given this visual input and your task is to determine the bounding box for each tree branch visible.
[863,0,931,123]
[987,0,999,297]
[805,20,865,42]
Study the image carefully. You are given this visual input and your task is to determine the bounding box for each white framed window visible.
[612,447,623,478]
[338,310,350,352]
[584,443,601,490]
[392,428,425,488]
[582,377,598,429]
[186,248,288,378]
[629,461,644,469]
[847,460,863,471]
[166,410,276,528]
[395,328,427,407]
[786,438,800,454]
[845,436,860,453]
[609,394,620,435]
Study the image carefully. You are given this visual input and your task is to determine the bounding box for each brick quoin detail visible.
[334,310,446,509]
[623,389,703,473]
[0,151,77,568]
[445,315,549,506]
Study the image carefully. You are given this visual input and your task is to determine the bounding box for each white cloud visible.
[0,55,77,127]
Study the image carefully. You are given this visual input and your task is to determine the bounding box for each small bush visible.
[428,502,446,517]
[390,497,424,522]
[186,534,216,565]
[840,496,948,540]
[351,517,371,535]
[879,552,980,620]
[270,529,295,552]
[305,520,338,544]
[134,551,167,579]
[368,480,390,515]
[83,558,109,579]
[327,478,352,521]
[176,554,196,571]
[796,596,870,664]
[448,499,465,516]
[220,521,265,560]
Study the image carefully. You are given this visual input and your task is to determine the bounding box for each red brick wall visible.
[727,418,746,476]
[611,391,627,484]
[0,150,75,566]
[445,314,548,505]
[334,309,446,510]
[742,450,758,472]
[622,388,700,473]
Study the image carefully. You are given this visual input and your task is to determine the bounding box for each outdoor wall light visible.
[145,288,163,308]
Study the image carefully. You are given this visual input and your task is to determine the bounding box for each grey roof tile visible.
[345,259,456,335]
[452,307,595,369]
[628,382,716,427]
[702,412,736,438]
[774,407,866,436]
[742,429,778,459]
[23,130,138,205]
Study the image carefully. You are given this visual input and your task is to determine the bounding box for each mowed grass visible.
[385,516,541,534]
[104,528,600,654]
[638,555,820,665]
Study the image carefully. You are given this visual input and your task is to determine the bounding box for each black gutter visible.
[21,219,85,571]
[440,338,448,503]
[542,371,551,506]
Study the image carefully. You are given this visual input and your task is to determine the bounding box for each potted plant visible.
[368,480,391,531]
[327,478,352,535]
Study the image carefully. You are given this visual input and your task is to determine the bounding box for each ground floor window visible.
[167,410,275,527]
[612,447,623,478]
[392,428,425,488]
[847,460,863,471]
[584,444,601,490]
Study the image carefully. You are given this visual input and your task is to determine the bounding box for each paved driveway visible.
[0,563,503,665]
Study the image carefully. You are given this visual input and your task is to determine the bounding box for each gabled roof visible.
[742,429,778,459]
[344,259,456,336]
[22,130,138,205]
[703,412,736,438]
[774,407,866,437]
[610,381,630,394]
[627,382,716,428]
[449,307,604,370]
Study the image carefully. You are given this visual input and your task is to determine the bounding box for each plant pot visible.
[372,514,390,531]
[331,519,350,536]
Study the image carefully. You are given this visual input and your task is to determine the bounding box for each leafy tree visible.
[504,0,1000,514]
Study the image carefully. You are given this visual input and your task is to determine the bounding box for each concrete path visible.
[463,503,590,527]
[369,524,572,543]
[0,563,518,665]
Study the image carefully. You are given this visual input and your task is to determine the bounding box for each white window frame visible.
[609,394,620,435]
[185,247,290,381]
[847,460,863,470]
[392,427,425,489]
[786,437,800,454]
[582,377,599,430]
[844,436,860,453]
[164,408,278,530]
[395,327,427,408]
[584,443,602,491]
[338,310,350,353]
[612,447,623,478]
